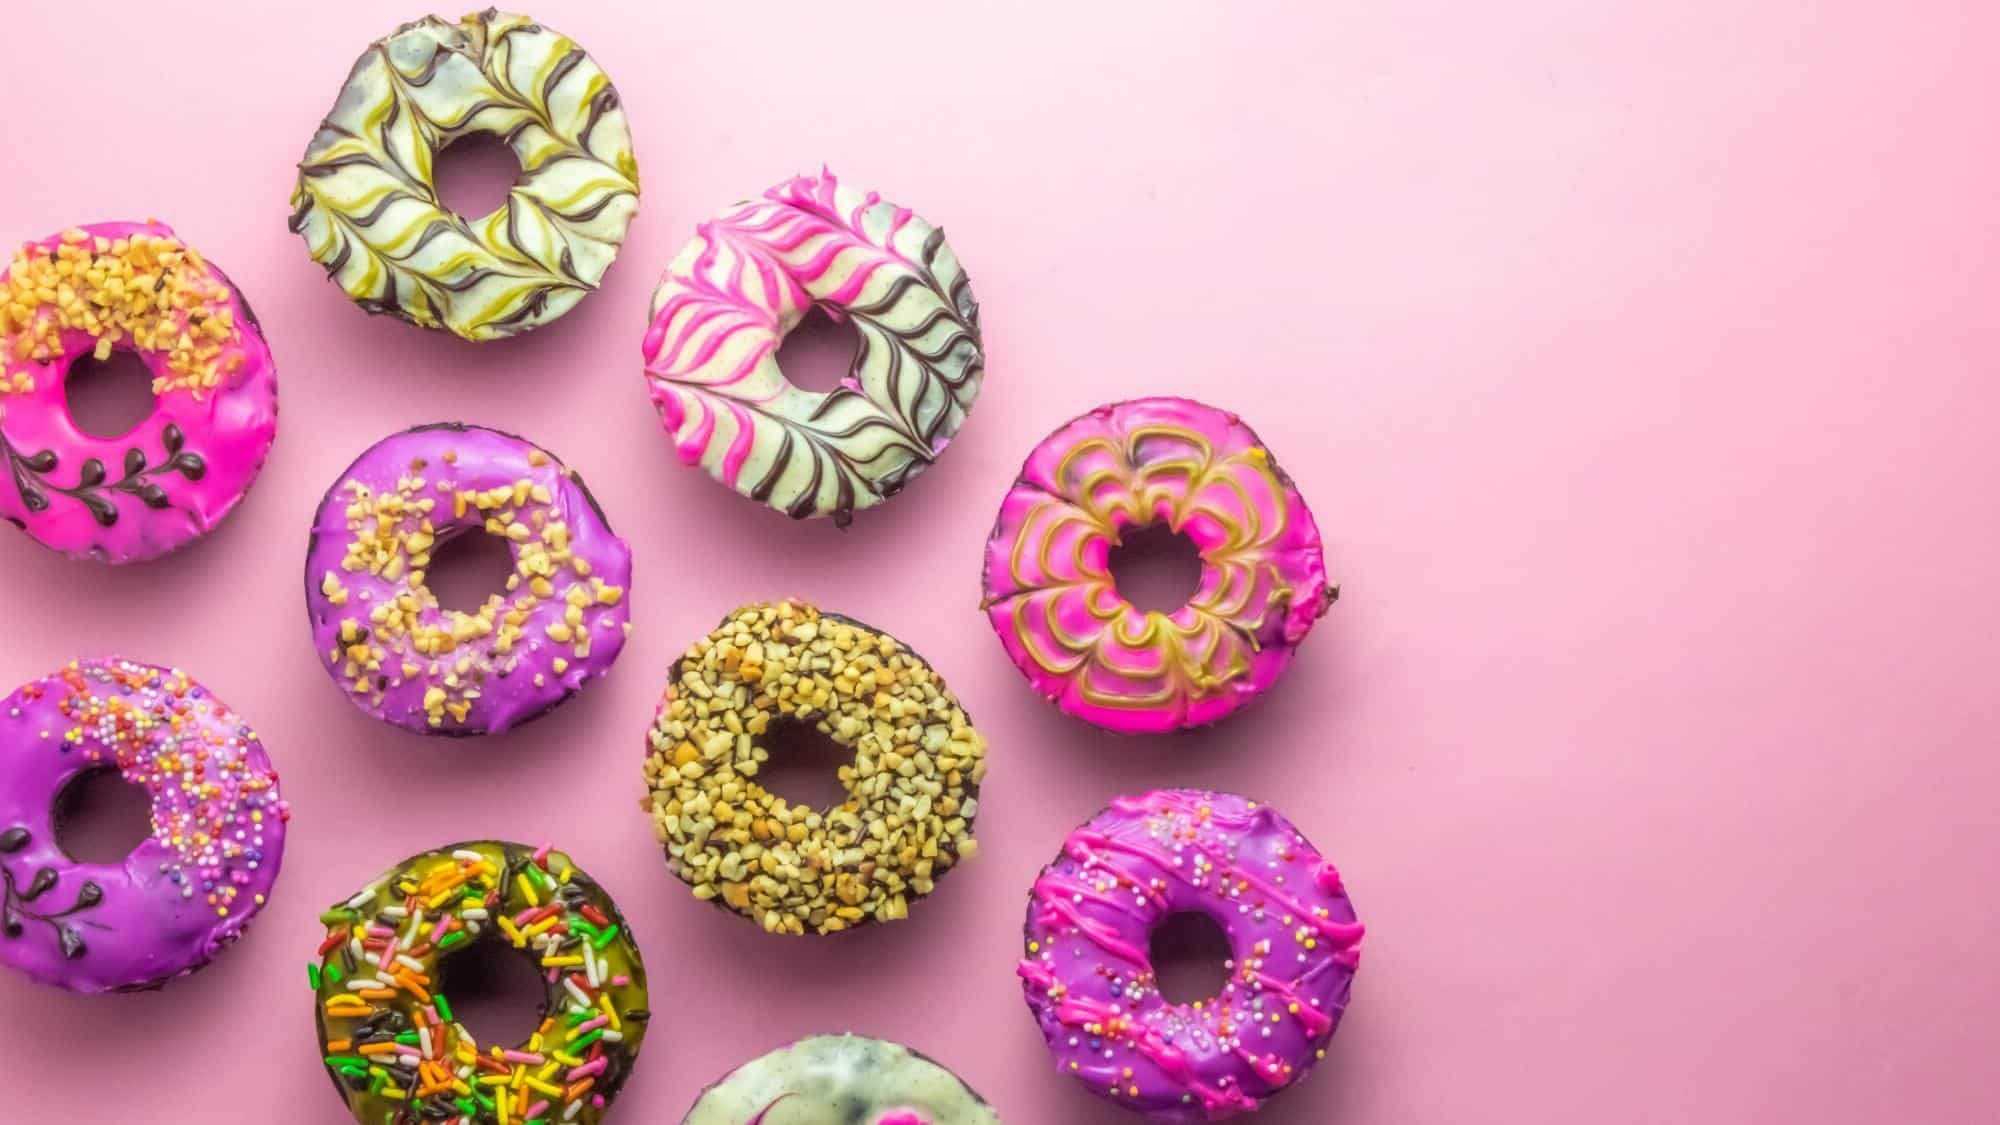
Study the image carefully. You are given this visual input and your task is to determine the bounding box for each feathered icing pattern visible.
[290,10,639,341]
[641,169,983,525]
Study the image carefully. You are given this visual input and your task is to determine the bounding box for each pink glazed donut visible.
[1018,790,1363,1120]
[0,658,288,993]
[981,397,1335,733]
[0,221,278,562]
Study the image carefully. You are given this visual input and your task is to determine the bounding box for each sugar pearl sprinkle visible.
[0,226,244,400]
[642,601,987,935]
[313,842,650,1125]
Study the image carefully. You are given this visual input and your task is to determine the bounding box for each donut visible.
[0,221,277,562]
[304,424,633,735]
[1018,790,1363,1120]
[680,1035,1001,1125]
[312,841,650,1125]
[641,600,986,934]
[641,170,983,525]
[980,396,1336,733]
[290,10,639,340]
[0,658,288,993]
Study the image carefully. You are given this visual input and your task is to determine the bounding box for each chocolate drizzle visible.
[0,827,104,960]
[0,423,205,527]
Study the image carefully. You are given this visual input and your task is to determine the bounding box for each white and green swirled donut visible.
[290,10,639,341]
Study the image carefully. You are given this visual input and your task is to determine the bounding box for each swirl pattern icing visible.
[679,1035,999,1125]
[304,424,633,736]
[312,841,650,1125]
[290,10,639,340]
[1018,790,1362,1120]
[641,170,982,525]
[981,397,1335,733]
[0,221,278,562]
[0,659,288,993]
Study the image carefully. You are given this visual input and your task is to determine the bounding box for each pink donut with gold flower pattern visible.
[980,397,1335,733]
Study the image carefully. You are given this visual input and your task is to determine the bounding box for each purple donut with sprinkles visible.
[0,658,288,993]
[304,424,633,736]
[1018,790,1363,1120]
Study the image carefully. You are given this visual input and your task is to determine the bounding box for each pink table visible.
[0,2,1994,1122]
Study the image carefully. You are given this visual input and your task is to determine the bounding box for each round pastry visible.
[1018,790,1363,1120]
[0,221,278,562]
[680,1034,1000,1124]
[641,169,983,525]
[0,658,288,993]
[291,10,639,341]
[312,841,650,1125]
[641,600,986,934]
[304,423,633,736]
[980,396,1335,733]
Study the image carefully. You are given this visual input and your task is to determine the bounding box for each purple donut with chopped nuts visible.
[304,424,633,736]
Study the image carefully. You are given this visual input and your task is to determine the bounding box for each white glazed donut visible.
[680,1035,1000,1125]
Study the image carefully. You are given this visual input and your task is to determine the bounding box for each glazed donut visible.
[1018,790,1363,1120]
[291,10,639,340]
[304,424,633,735]
[312,841,650,1125]
[641,600,986,934]
[0,658,287,993]
[681,1035,1000,1125]
[0,221,277,562]
[981,397,1335,733]
[641,170,983,525]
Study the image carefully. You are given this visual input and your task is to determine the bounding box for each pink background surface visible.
[1,2,1996,1121]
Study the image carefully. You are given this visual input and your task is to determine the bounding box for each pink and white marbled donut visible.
[642,169,982,525]
[0,221,277,562]
[981,397,1335,733]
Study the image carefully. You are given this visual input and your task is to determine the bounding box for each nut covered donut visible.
[681,1035,1001,1125]
[981,397,1336,733]
[641,601,986,934]
[305,424,633,735]
[1018,790,1363,1120]
[291,10,639,340]
[312,841,650,1125]
[0,222,278,562]
[0,659,288,993]
[641,170,983,525]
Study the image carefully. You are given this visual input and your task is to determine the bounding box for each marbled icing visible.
[290,10,639,340]
[680,1035,999,1125]
[1019,790,1362,1120]
[981,397,1335,733]
[0,221,278,562]
[0,659,288,993]
[642,169,982,525]
[304,424,632,736]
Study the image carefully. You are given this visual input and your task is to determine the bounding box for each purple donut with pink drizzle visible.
[0,658,288,993]
[1019,790,1362,1119]
[0,221,277,562]
[304,424,633,736]
[982,397,1335,733]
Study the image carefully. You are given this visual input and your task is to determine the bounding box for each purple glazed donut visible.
[0,221,277,562]
[0,658,288,993]
[1018,790,1363,1120]
[981,397,1335,733]
[304,424,633,736]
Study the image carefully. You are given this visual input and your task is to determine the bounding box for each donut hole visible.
[424,528,517,615]
[750,718,852,813]
[63,350,157,439]
[1108,524,1205,613]
[433,131,522,221]
[436,935,547,1050]
[776,305,861,395]
[1149,910,1234,1005]
[51,767,154,865]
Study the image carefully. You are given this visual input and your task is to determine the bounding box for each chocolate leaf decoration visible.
[171,451,206,480]
[1,904,19,938]
[21,449,57,472]
[18,489,48,513]
[80,491,118,527]
[161,423,184,455]
[123,446,147,477]
[137,482,171,509]
[57,925,85,960]
[0,827,28,853]
[21,867,56,902]
[69,882,102,911]
[76,458,105,488]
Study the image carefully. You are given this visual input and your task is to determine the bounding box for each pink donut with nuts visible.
[0,221,277,563]
[980,397,1335,733]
